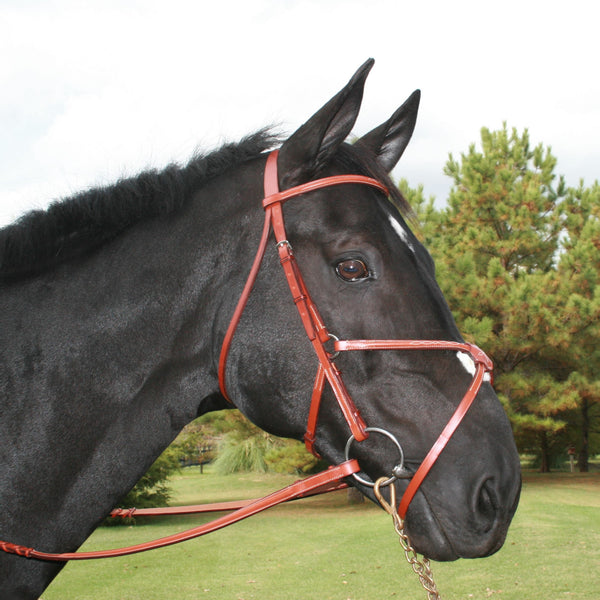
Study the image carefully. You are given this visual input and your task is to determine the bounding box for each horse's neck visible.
[0,169,261,595]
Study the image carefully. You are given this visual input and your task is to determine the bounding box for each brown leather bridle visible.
[0,150,494,564]
[218,150,494,518]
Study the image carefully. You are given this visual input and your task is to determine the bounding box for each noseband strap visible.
[218,150,494,518]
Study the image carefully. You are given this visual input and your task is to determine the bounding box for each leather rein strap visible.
[0,460,359,561]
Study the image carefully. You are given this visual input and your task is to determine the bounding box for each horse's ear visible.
[277,59,374,188]
[356,89,421,172]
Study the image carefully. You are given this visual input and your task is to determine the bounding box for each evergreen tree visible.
[106,446,181,524]
[542,182,600,470]
[410,125,575,470]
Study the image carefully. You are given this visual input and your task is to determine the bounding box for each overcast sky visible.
[1,0,598,227]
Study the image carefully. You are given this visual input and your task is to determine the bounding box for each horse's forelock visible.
[332,143,415,224]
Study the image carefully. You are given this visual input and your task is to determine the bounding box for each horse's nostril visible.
[475,478,499,532]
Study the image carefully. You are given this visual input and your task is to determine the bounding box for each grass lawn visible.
[40,468,600,600]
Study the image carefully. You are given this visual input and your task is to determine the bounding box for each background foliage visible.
[404,123,599,471]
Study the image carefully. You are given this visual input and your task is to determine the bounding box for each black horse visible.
[0,60,520,599]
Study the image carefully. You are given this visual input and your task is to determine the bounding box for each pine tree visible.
[411,125,573,470]
[542,182,600,470]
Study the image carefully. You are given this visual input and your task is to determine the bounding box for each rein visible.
[0,461,358,561]
[0,150,493,564]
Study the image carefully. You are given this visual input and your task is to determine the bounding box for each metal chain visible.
[374,478,441,599]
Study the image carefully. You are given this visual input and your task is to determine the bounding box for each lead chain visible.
[374,478,441,600]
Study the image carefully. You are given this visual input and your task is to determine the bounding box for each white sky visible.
[1,0,598,226]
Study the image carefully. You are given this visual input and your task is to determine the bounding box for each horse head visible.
[220,59,521,561]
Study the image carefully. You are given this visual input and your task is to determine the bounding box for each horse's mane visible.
[0,129,413,283]
[0,129,280,282]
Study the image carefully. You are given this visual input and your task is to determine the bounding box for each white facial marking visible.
[388,214,415,252]
[457,351,491,382]
[457,351,476,375]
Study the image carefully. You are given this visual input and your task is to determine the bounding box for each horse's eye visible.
[335,258,370,282]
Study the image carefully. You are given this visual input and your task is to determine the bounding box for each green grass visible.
[40,469,600,600]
